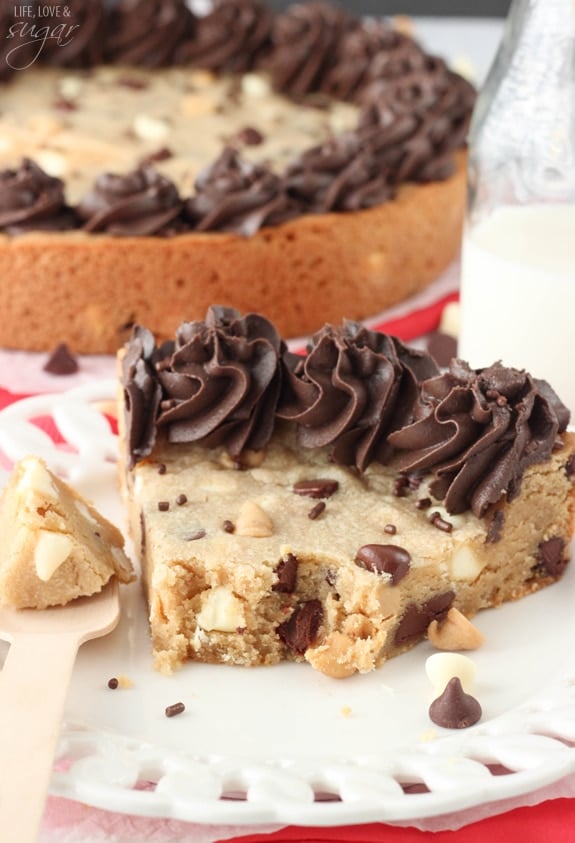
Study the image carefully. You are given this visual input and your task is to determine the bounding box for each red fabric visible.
[369,292,459,343]
[218,798,574,842]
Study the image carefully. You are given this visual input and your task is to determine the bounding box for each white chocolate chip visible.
[58,75,84,100]
[34,530,73,582]
[35,150,68,178]
[196,586,245,632]
[450,545,486,581]
[241,73,270,98]
[133,114,169,143]
[235,501,273,538]
[18,457,57,499]
[439,301,461,339]
[425,652,476,696]
[427,607,485,651]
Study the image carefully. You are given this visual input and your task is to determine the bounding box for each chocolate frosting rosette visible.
[41,0,107,68]
[76,166,185,236]
[358,62,476,184]
[177,0,274,74]
[278,321,439,471]
[0,158,77,234]
[155,306,285,456]
[105,0,196,67]
[388,360,570,517]
[284,132,394,213]
[319,20,422,102]
[185,147,300,235]
[121,325,163,467]
[267,1,351,99]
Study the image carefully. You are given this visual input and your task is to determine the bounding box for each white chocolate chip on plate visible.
[425,651,477,696]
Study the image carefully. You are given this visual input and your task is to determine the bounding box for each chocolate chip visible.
[273,553,298,593]
[430,512,453,533]
[175,494,187,506]
[43,343,78,375]
[486,510,504,544]
[165,702,186,718]
[355,544,411,585]
[566,454,575,478]
[394,591,455,645]
[223,519,235,533]
[53,97,77,111]
[426,331,457,368]
[118,76,149,90]
[277,600,323,655]
[308,501,326,520]
[158,501,170,511]
[140,146,173,165]
[384,524,397,535]
[428,677,482,729]
[236,126,264,145]
[157,463,167,475]
[293,479,339,499]
[537,537,567,577]
[184,528,206,541]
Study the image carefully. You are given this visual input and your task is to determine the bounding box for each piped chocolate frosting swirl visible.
[0,158,77,234]
[278,321,439,471]
[124,306,285,460]
[105,0,196,67]
[122,312,571,519]
[42,0,108,68]
[388,360,570,517]
[266,1,351,99]
[185,147,300,235]
[76,166,184,236]
[176,0,274,74]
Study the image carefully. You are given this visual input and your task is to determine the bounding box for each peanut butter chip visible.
[427,607,485,651]
[235,501,273,537]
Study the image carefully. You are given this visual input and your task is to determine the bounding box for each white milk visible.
[459,204,575,414]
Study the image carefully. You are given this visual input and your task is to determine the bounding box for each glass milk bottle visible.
[458,0,575,414]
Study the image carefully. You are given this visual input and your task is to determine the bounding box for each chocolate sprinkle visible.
[393,476,409,498]
[566,454,575,478]
[430,512,453,533]
[428,677,482,729]
[355,544,411,585]
[416,497,432,510]
[293,479,339,499]
[176,494,188,506]
[157,463,167,475]
[308,501,326,520]
[158,501,170,511]
[165,702,186,718]
[223,519,235,533]
[184,528,206,541]
[384,524,397,535]
[43,343,79,375]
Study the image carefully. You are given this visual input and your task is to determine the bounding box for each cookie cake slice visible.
[118,307,575,677]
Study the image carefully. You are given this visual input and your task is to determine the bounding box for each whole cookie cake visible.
[118,308,575,677]
[0,0,474,353]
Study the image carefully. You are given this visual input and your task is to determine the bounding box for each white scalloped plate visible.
[1,381,575,827]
